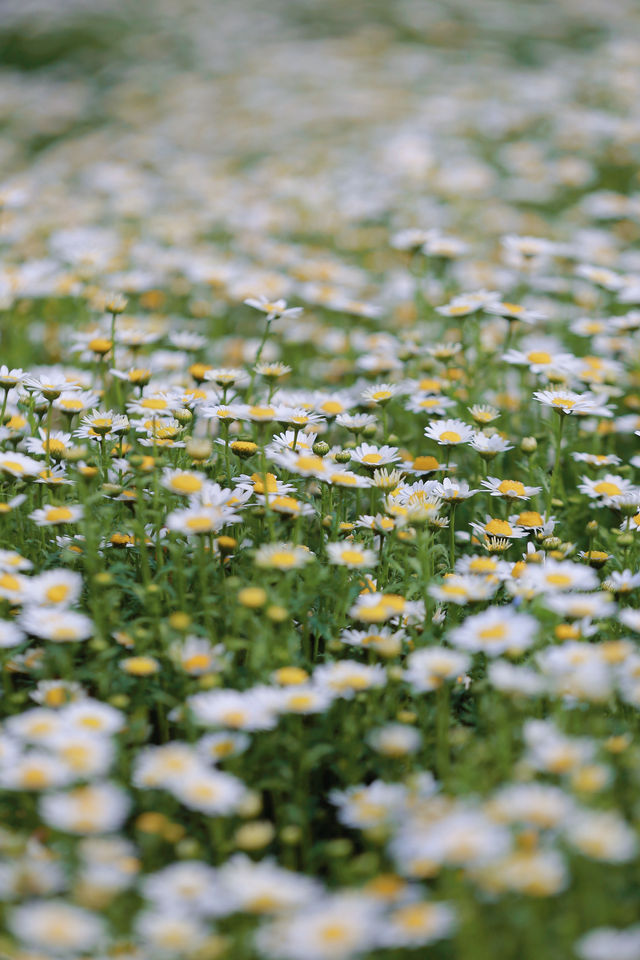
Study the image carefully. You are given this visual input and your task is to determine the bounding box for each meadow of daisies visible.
[1,0,640,958]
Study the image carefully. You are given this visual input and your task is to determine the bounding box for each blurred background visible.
[0,0,639,311]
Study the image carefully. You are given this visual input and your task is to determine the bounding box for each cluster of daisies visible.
[2,0,640,957]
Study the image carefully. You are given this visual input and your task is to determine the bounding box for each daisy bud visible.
[182,440,209,465]
[176,839,201,859]
[266,605,288,623]
[326,839,353,858]
[362,423,377,438]
[230,440,257,460]
[237,791,262,817]
[521,436,537,454]
[105,293,127,314]
[234,820,274,850]
[542,537,561,551]
[173,408,192,425]
[312,441,330,457]
[281,825,302,844]
[169,612,191,631]
[63,445,89,462]
[237,586,267,609]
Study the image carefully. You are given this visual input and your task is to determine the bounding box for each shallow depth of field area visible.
[0,0,640,958]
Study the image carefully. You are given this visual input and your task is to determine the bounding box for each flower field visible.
[1,0,640,957]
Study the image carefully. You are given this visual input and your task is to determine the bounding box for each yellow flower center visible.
[272,496,300,512]
[440,430,461,443]
[249,406,275,419]
[46,507,73,522]
[331,473,357,485]
[517,511,543,527]
[546,573,571,587]
[46,584,70,604]
[498,480,526,496]
[479,624,507,642]
[296,455,323,471]
[485,519,512,536]
[594,481,621,496]
[23,767,49,789]
[340,549,367,566]
[469,558,497,573]
[320,400,344,414]
[185,515,212,532]
[288,693,314,710]
[413,456,439,470]
[269,550,297,568]
[171,474,203,493]
[89,337,112,353]
[123,657,158,675]
[183,654,211,672]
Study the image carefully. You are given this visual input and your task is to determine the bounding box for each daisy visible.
[254,542,314,570]
[481,477,542,500]
[23,373,80,401]
[314,391,356,418]
[326,542,378,568]
[448,606,538,656]
[429,573,499,605]
[8,900,104,955]
[53,389,100,417]
[244,296,303,321]
[486,300,545,323]
[188,687,280,731]
[404,647,471,692]
[197,731,250,764]
[470,516,528,541]
[405,394,457,415]
[336,412,378,432]
[470,433,514,456]
[161,468,207,497]
[29,503,84,527]
[351,442,401,468]
[0,365,24,389]
[77,409,129,439]
[534,389,612,417]
[39,782,130,834]
[24,569,82,607]
[313,661,386,698]
[172,767,246,815]
[516,559,599,594]
[340,627,406,657]
[468,403,500,425]
[0,620,26,648]
[424,420,474,453]
[578,474,635,502]
[20,607,93,643]
[544,592,617,620]
[431,478,478,502]
[361,382,400,405]
[170,636,225,676]
[277,685,334,715]
[166,504,240,536]
[572,451,621,468]
[0,451,41,478]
